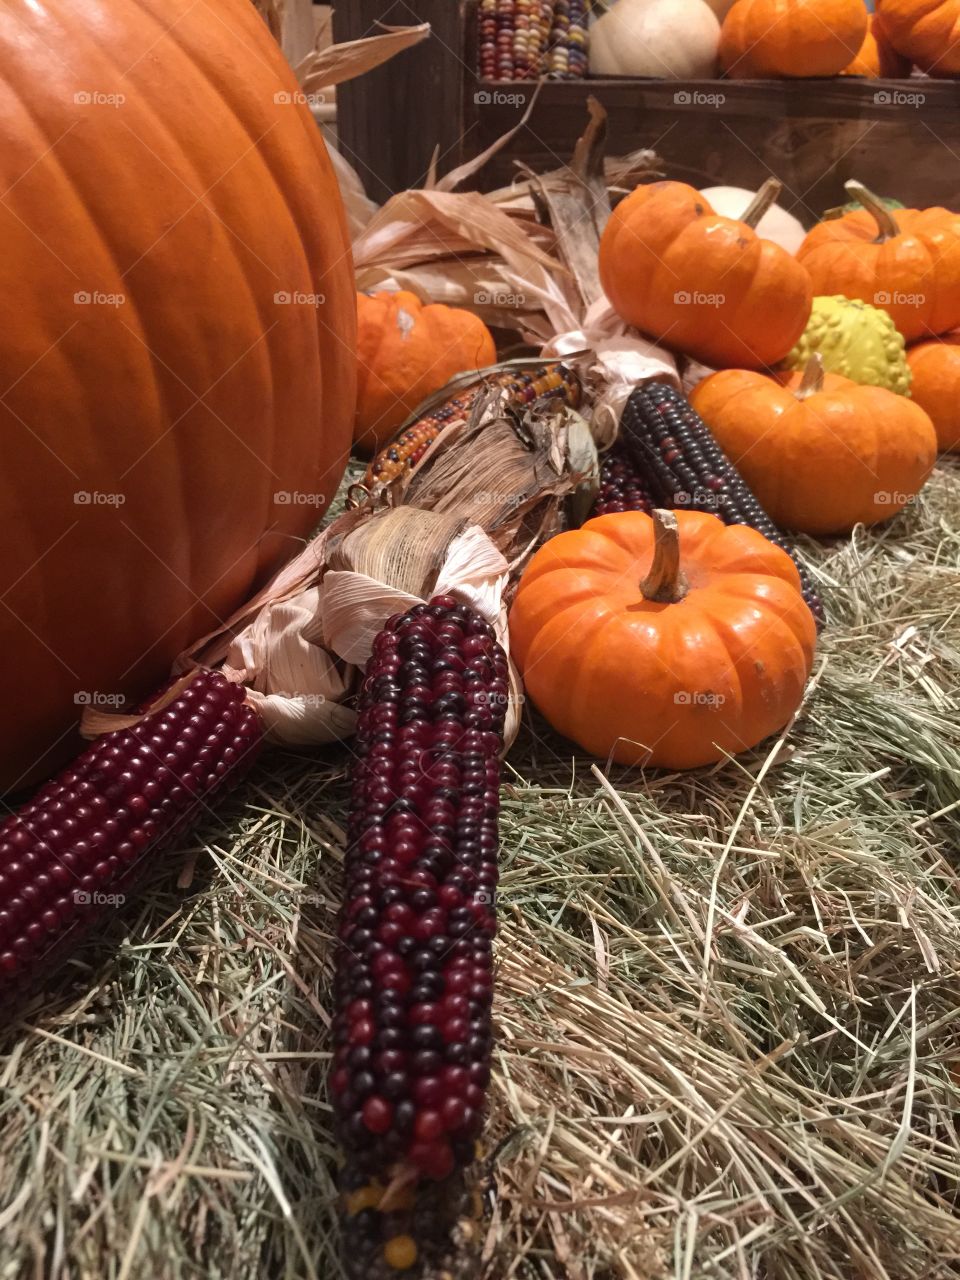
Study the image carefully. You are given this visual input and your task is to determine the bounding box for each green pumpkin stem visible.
[796,353,825,400]
[641,509,688,604]
[844,179,901,241]
[739,178,782,230]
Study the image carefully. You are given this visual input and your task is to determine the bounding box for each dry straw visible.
[2,462,959,1278]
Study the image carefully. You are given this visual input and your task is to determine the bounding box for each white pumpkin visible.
[700,185,807,254]
[589,0,720,79]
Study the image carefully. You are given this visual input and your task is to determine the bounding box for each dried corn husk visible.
[151,384,592,751]
[349,99,680,444]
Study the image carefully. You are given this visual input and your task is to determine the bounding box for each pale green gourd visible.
[784,295,911,396]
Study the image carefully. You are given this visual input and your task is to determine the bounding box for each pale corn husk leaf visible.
[221,586,356,744]
[431,85,544,194]
[298,24,430,93]
[350,101,679,413]
[354,189,563,282]
[319,574,424,665]
[565,409,602,527]
[328,145,378,238]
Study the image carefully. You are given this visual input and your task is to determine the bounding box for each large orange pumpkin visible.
[689,356,937,534]
[875,0,960,75]
[841,13,912,74]
[797,183,960,341]
[510,508,816,770]
[598,181,813,370]
[906,334,960,450]
[719,0,867,77]
[355,292,496,454]
[0,0,356,792]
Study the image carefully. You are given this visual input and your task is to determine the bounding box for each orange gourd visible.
[598,180,813,370]
[875,0,960,76]
[841,13,912,74]
[355,292,496,453]
[906,334,960,450]
[689,355,937,534]
[797,182,960,341]
[0,0,356,792]
[720,0,867,77]
[509,508,816,771]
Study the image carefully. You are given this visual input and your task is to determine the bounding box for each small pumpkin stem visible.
[844,179,901,241]
[739,178,782,230]
[795,353,825,400]
[641,509,688,604]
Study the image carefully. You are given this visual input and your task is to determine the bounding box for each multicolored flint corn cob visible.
[477,0,589,80]
[592,445,655,517]
[360,363,581,497]
[0,670,264,995]
[620,383,825,623]
[333,596,507,1277]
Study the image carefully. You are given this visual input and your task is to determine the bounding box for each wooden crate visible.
[335,0,960,217]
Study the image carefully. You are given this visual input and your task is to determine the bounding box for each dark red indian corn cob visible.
[0,670,263,994]
[620,383,825,624]
[592,444,655,517]
[333,595,507,1277]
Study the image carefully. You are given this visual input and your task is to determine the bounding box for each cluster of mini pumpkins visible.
[509,173,960,773]
[600,176,960,536]
[588,0,955,81]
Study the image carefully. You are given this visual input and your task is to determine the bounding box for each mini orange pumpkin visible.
[906,334,960,451]
[690,355,937,535]
[841,13,912,74]
[355,291,496,454]
[598,180,813,370]
[797,183,960,341]
[509,508,816,770]
[720,0,867,77]
[875,0,960,76]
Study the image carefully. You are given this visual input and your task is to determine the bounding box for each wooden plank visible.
[334,0,468,203]
[463,78,960,214]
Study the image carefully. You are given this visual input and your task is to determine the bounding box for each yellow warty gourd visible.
[784,295,911,396]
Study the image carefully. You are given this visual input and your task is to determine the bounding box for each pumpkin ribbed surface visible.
[598,181,812,370]
[720,0,868,77]
[0,0,355,792]
[355,292,496,454]
[875,0,960,75]
[510,511,816,771]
